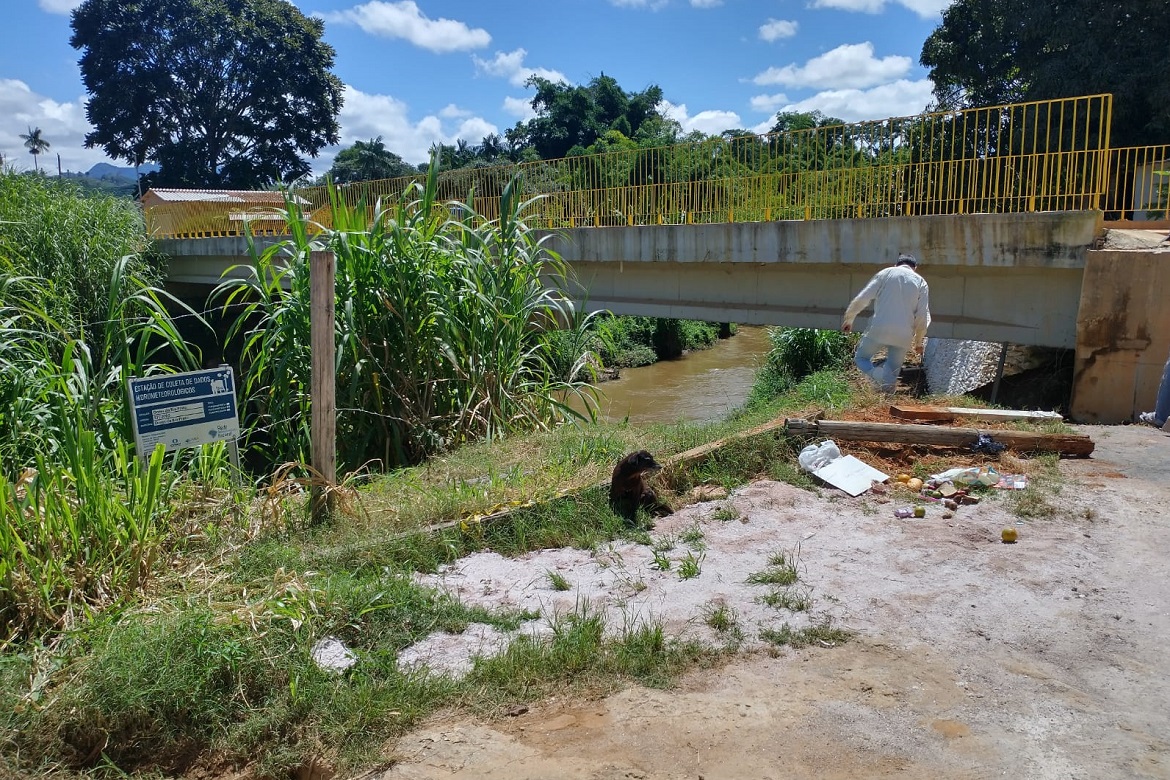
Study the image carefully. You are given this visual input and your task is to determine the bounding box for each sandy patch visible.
[373,425,1170,779]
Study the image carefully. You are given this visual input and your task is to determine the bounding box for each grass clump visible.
[680,524,706,549]
[546,570,572,591]
[760,617,851,649]
[678,550,705,580]
[757,588,813,612]
[701,602,744,649]
[746,551,800,587]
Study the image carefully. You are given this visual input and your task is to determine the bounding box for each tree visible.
[512,74,667,160]
[19,127,50,172]
[70,0,344,189]
[326,137,416,184]
[921,0,1170,146]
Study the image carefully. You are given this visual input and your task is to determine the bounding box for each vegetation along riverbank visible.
[0,166,1071,779]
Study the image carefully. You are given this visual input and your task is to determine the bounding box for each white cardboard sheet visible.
[813,455,889,497]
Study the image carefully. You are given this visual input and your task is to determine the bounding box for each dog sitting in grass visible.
[609,450,673,523]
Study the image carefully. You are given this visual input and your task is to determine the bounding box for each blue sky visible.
[0,0,952,176]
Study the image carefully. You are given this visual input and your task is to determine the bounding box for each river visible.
[574,326,775,424]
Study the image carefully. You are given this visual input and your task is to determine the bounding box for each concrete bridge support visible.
[1072,247,1170,423]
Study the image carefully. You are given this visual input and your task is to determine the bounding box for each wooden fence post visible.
[310,250,337,522]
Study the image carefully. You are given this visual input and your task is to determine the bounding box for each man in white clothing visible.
[841,254,931,393]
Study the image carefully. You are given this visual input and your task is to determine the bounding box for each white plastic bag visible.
[929,465,999,486]
[798,440,842,472]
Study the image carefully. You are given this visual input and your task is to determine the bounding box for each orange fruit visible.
[1001,527,1019,543]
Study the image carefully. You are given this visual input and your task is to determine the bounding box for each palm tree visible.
[19,126,51,173]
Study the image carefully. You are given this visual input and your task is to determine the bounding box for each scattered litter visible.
[798,439,888,496]
[930,466,1000,487]
[798,440,841,472]
[894,505,926,519]
[993,474,1028,490]
[815,456,890,497]
[311,636,357,673]
[970,433,1007,457]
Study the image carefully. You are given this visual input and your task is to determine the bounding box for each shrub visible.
[747,328,856,406]
[0,170,159,336]
[593,316,721,367]
[215,165,596,471]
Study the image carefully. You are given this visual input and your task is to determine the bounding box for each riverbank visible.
[5,366,1122,780]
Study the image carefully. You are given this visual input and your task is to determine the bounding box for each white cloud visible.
[761,79,935,124]
[319,1,490,53]
[438,103,472,119]
[811,0,953,17]
[658,100,743,136]
[0,79,113,173]
[37,0,83,13]
[690,0,723,7]
[322,85,499,172]
[473,48,568,88]
[502,96,537,121]
[749,93,790,113]
[759,19,798,42]
[752,42,911,90]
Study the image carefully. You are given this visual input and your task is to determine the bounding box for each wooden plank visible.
[941,407,1063,421]
[890,405,1063,423]
[786,418,1094,457]
[889,405,955,422]
[310,250,337,523]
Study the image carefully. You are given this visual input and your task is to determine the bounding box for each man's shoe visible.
[1139,412,1164,427]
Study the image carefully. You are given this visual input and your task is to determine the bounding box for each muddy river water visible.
[573,326,774,424]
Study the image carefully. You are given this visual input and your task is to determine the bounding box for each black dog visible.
[609,450,673,523]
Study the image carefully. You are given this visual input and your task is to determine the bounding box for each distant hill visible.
[85,162,159,181]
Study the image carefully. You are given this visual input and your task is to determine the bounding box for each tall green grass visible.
[0,170,159,335]
[0,172,213,641]
[215,162,597,472]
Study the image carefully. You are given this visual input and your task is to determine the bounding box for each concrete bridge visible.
[158,211,1170,424]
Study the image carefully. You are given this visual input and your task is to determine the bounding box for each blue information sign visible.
[128,367,241,457]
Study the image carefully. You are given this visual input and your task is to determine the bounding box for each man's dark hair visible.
[896,253,917,268]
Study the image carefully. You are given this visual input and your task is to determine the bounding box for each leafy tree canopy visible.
[921,0,1170,146]
[71,0,344,189]
[512,74,667,160]
[769,111,845,135]
[326,137,416,184]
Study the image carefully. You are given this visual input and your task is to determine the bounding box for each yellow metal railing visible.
[1103,145,1170,221]
[145,94,1124,239]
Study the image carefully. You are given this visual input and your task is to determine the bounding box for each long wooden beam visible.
[784,418,1094,457]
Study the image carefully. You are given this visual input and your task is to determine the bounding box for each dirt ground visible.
[368,423,1170,780]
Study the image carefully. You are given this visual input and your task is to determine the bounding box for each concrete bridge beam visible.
[540,212,1099,350]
